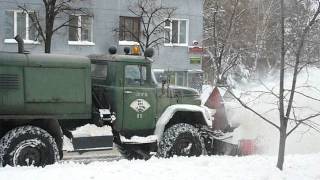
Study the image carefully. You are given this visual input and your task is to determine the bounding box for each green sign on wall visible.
[190,56,202,64]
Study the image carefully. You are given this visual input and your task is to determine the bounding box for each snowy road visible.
[1,154,320,180]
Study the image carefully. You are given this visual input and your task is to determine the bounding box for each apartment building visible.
[0,0,204,89]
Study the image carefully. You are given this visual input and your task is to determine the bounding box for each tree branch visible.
[229,91,280,130]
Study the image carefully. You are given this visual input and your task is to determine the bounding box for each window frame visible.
[164,18,189,47]
[68,14,95,46]
[4,10,39,44]
[118,16,141,46]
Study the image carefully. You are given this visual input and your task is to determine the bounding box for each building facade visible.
[0,0,204,89]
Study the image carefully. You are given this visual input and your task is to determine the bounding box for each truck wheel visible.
[0,126,60,167]
[157,123,203,158]
[116,144,150,160]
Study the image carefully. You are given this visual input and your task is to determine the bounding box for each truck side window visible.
[91,64,108,79]
[125,65,147,86]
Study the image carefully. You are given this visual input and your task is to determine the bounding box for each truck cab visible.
[88,48,207,159]
[89,51,202,137]
[90,54,157,137]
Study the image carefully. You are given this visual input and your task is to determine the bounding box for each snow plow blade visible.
[211,139,239,156]
[200,127,256,156]
[72,136,113,151]
[200,128,237,156]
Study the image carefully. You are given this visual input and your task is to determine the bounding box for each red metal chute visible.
[204,87,223,109]
[204,87,228,131]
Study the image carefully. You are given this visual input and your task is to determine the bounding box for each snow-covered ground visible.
[1,154,320,180]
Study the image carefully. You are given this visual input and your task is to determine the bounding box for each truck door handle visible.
[124,90,133,94]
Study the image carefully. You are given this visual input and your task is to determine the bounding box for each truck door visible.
[123,64,156,131]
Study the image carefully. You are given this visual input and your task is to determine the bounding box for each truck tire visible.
[116,144,150,160]
[157,123,203,158]
[0,126,60,167]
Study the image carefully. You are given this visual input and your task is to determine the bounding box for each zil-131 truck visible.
[0,36,239,167]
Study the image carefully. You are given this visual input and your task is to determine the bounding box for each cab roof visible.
[88,54,151,64]
[0,51,90,68]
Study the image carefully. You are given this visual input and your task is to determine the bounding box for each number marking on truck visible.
[137,113,143,119]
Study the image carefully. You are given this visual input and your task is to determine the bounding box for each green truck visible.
[0,36,238,167]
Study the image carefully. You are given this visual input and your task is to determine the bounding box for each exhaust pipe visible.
[14,35,24,54]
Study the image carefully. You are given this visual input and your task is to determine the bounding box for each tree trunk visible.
[216,63,222,84]
[44,34,52,53]
[44,16,53,53]
[276,127,287,170]
[44,1,55,54]
[277,0,286,171]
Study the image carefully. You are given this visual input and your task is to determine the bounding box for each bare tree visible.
[252,0,279,73]
[203,0,249,85]
[230,0,320,170]
[116,0,176,52]
[18,0,90,53]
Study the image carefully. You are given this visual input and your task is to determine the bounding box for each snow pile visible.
[120,135,157,144]
[226,67,320,154]
[62,136,74,151]
[1,154,320,180]
[71,124,112,137]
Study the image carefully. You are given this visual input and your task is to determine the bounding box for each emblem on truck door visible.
[130,99,150,113]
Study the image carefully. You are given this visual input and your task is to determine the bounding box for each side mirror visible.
[160,75,168,95]
[161,79,167,86]
[160,75,168,85]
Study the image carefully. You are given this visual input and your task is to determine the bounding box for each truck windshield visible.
[125,65,147,86]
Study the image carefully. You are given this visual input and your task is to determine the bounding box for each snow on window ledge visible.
[119,40,139,46]
[68,41,95,46]
[4,39,40,45]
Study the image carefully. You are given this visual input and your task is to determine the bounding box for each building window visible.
[4,10,38,44]
[68,15,94,45]
[164,19,188,46]
[119,16,140,45]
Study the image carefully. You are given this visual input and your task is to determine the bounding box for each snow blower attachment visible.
[203,87,256,156]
